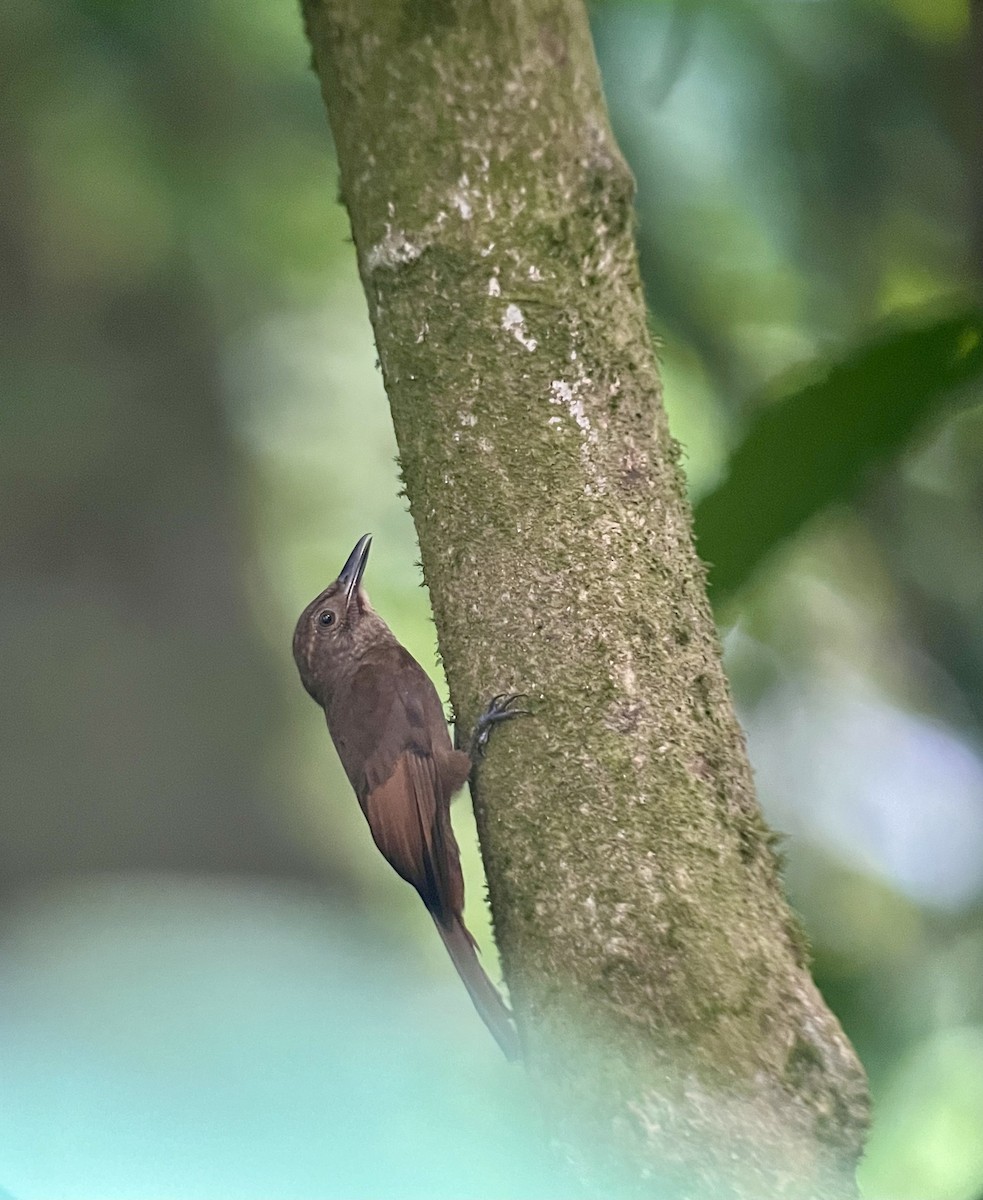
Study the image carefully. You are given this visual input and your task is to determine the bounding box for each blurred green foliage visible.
[694,306,983,603]
[2,0,983,1197]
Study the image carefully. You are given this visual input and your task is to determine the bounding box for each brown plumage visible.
[292,534,520,1060]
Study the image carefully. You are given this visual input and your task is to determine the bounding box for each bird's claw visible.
[470,692,531,760]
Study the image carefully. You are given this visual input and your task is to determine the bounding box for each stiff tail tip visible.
[435,917,521,1062]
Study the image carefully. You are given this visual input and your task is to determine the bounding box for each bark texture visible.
[301,2,870,1195]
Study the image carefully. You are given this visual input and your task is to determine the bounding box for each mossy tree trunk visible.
[301,2,870,1195]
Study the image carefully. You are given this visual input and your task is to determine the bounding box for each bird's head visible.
[292,533,383,702]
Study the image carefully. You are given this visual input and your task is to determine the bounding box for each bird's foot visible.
[469,692,530,761]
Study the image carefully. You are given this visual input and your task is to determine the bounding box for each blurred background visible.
[1,0,981,1196]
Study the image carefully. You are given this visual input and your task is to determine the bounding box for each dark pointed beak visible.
[337,534,372,606]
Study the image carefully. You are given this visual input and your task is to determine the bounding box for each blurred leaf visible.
[694,307,983,604]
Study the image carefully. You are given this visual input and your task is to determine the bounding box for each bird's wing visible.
[330,650,468,920]
[342,651,468,793]
[361,748,464,922]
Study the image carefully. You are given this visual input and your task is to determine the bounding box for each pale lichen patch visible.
[502,303,537,351]
[451,172,474,220]
[365,224,423,271]
[549,377,596,441]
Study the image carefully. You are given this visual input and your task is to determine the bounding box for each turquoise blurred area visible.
[0,878,555,1200]
[2,0,983,1196]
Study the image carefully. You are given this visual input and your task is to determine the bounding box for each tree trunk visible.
[300,2,870,1195]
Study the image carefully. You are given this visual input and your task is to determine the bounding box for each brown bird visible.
[293,534,524,1059]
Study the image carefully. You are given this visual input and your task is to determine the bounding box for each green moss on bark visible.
[302,1,870,1195]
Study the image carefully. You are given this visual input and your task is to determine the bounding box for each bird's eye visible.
[318,610,335,627]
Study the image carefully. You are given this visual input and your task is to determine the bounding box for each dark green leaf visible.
[693,307,983,605]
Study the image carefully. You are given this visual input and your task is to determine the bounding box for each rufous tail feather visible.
[434,916,520,1061]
